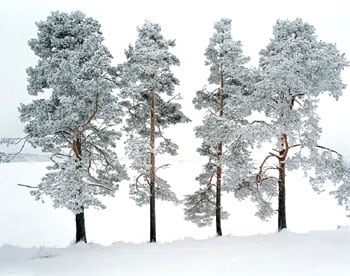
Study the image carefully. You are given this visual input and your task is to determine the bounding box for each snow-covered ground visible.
[1,229,350,275]
[1,159,349,274]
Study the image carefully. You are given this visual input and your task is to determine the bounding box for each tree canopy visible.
[19,11,127,214]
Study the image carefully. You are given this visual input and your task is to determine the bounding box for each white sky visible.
[0,0,349,156]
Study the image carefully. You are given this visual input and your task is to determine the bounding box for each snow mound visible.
[1,229,349,276]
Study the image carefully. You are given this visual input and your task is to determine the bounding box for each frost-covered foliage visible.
[184,18,260,228]
[250,18,349,219]
[184,186,229,227]
[333,172,350,217]
[257,18,348,140]
[19,11,127,214]
[307,149,350,217]
[119,21,189,206]
[0,151,10,163]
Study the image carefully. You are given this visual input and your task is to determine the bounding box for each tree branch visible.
[155,163,170,172]
[135,172,149,191]
[72,94,100,160]
[17,183,38,189]
[315,145,342,157]
[187,187,216,211]
[288,143,342,158]
[0,136,30,156]
[159,93,181,110]
[88,183,115,192]
[256,153,279,185]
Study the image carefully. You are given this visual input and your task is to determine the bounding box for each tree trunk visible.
[72,137,87,243]
[75,209,87,243]
[216,161,222,236]
[150,89,156,243]
[278,133,288,232]
[150,182,156,243]
[278,164,287,231]
[215,71,224,237]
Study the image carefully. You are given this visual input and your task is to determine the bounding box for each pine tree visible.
[254,18,349,231]
[119,21,189,243]
[18,11,127,243]
[183,18,258,235]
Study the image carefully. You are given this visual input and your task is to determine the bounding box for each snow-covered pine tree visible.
[254,18,349,231]
[119,21,189,243]
[19,11,128,243]
[183,18,258,235]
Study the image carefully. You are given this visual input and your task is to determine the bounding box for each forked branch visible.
[72,94,99,160]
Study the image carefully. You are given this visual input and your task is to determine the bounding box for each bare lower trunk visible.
[73,137,87,243]
[278,133,288,232]
[75,209,87,243]
[150,181,156,243]
[150,89,156,243]
[278,164,287,231]
[216,162,222,236]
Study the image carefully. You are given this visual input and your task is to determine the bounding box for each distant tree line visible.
[1,11,349,243]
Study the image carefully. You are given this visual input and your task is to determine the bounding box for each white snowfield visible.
[1,229,350,276]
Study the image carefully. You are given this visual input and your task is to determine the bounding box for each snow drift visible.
[1,229,350,276]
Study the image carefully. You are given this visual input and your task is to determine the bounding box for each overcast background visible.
[0,0,350,245]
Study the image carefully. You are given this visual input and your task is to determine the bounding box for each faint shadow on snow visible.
[31,247,60,259]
